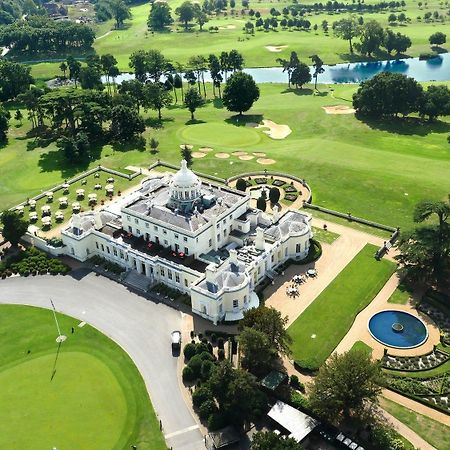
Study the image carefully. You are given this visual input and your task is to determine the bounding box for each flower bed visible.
[418,297,450,345]
[382,349,450,371]
[254,178,268,184]
[284,194,298,202]
[272,179,285,187]
[283,185,298,193]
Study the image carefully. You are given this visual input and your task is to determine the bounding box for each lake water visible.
[106,53,450,85]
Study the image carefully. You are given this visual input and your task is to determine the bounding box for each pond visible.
[106,53,450,86]
[368,310,428,349]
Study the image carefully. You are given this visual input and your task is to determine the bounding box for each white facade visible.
[61,161,313,324]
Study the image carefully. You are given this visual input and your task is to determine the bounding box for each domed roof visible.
[171,159,200,188]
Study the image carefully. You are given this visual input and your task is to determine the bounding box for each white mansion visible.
[61,160,313,324]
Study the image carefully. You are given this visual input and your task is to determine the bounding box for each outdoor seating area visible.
[285,269,318,298]
[336,432,365,450]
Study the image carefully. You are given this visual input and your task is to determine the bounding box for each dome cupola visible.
[169,159,202,211]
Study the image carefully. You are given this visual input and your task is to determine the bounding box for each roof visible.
[264,210,310,242]
[268,401,319,442]
[261,371,288,391]
[208,426,240,449]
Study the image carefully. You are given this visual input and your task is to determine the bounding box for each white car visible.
[171,330,182,351]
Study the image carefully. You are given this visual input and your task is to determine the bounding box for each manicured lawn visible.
[0,305,166,450]
[387,283,413,305]
[288,244,396,369]
[380,397,450,450]
[311,226,340,245]
[350,340,373,356]
[1,82,449,231]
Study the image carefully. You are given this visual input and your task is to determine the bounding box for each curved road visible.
[0,270,205,450]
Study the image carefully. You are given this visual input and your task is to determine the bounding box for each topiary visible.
[188,354,204,378]
[182,365,195,383]
[207,412,227,431]
[200,360,214,381]
[236,178,247,192]
[218,348,225,361]
[198,399,217,420]
[183,342,197,361]
[192,385,213,408]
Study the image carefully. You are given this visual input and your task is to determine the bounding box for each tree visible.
[419,85,450,121]
[176,1,196,30]
[228,49,244,72]
[358,20,385,56]
[333,17,360,53]
[79,66,103,90]
[310,54,324,90]
[269,187,280,204]
[0,107,11,141]
[109,0,131,28]
[222,72,259,115]
[149,137,159,153]
[353,72,423,118]
[290,63,311,89]
[256,195,267,211]
[100,53,118,92]
[181,146,193,167]
[14,110,23,125]
[110,105,145,142]
[392,32,411,55]
[396,198,450,289]
[388,13,397,24]
[309,350,383,422]
[208,54,223,97]
[276,51,299,88]
[429,31,446,46]
[0,61,34,101]
[67,57,81,87]
[184,87,205,120]
[1,210,28,246]
[239,306,292,355]
[143,82,173,120]
[57,132,90,162]
[239,327,277,375]
[194,4,208,30]
[129,49,168,83]
[251,431,305,450]
[236,178,247,191]
[59,61,68,78]
[118,79,145,111]
[148,1,173,31]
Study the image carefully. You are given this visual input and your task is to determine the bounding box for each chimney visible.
[229,248,238,264]
[273,204,280,223]
[205,264,217,282]
[255,227,265,251]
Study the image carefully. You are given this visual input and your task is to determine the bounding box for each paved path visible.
[0,271,205,450]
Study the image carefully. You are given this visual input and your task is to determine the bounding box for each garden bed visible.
[382,349,450,372]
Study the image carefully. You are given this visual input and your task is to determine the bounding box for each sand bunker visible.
[257,120,292,140]
[232,151,248,156]
[239,155,254,161]
[322,105,355,115]
[199,147,214,153]
[215,153,230,159]
[265,45,288,53]
[219,24,236,29]
[192,152,206,158]
[257,158,276,165]
[246,122,258,128]
[252,152,266,157]
[179,144,193,150]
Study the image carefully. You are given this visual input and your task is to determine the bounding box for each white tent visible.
[267,401,319,443]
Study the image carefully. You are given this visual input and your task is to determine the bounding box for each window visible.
[161,268,165,277]
[175,273,180,283]
[163,229,167,235]
[219,304,223,313]
[184,247,189,255]
[233,299,238,308]
[150,267,154,274]
[136,229,141,236]
[164,239,168,246]
[101,244,104,251]
[154,225,158,231]
[217,223,220,229]
[86,248,90,255]
[238,225,242,231]
[209,239,212,247]
[168,270,172,280]
[223,230,226,238]
[217,233,220,242]
[296,243,301,253]
[95,242,99,249]
[184,279,188,287]
[230,225,232,232]
[113,248,117,256]
[183,236,188,242]
[271,254,274,262]
[126,215,130,221]
[106,247,110,254]
[120,250,124,259]
[135,218,138,224]
[175,234,179,239]
[128,226,132,233]
[244,295,247,304]
[145,223,149,228]
[285,248,288,256]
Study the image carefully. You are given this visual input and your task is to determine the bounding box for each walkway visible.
[0,271,205,450]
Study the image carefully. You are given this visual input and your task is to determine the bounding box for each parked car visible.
[171,330,181,351]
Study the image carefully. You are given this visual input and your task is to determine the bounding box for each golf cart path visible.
[0,271,205,450]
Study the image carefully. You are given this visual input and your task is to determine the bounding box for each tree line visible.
[0,0,43,25]
[0,15,95,53]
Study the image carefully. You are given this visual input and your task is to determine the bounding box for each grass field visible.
[380,397,450,450]
[0,305,166,450]
[387,283,413,304]
[311,226,340,245]
[288,244,396,369]
[2,83,449,232]
[350,340,373,356]
[26,0,450,81]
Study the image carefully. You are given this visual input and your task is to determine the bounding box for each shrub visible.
[290,391,310,411]
[207,412,227,431]
[207,342,213,354]
[188,354,204,378]
[217,337,224,349]
[182,365,195,382]
[184,343,197,361]
[200,360,214,381]
[236,178,247,191]
[192,385,213,408]
[198,399,217,420]
[218,349,225,360]
[290,374,300,388]
[198,351,215,362]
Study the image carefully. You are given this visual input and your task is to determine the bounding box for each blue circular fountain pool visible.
[368,310,428,349]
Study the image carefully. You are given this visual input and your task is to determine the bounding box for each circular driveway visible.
[0,270,205,450]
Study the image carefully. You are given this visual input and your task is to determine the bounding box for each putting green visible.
[0,305,166,450]
[0,352,127,449]
[178,122,262,148]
